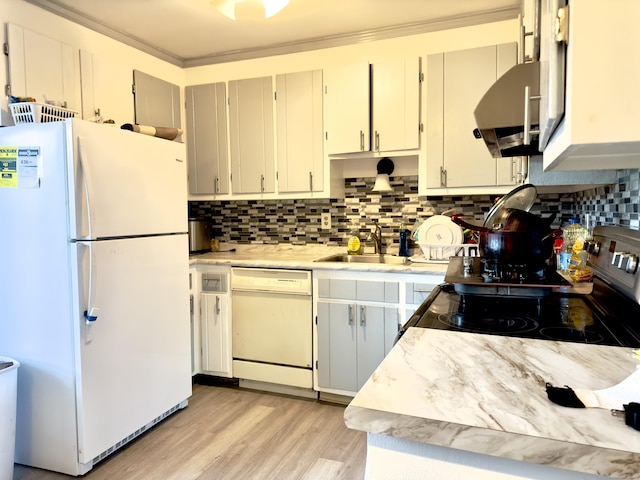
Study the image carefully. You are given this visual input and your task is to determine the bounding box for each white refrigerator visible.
[0,118,192,475]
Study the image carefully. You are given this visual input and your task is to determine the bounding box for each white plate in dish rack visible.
[417,215,464,245]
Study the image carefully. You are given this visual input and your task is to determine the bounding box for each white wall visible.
[0,0,184,125]
[184,19,519,84]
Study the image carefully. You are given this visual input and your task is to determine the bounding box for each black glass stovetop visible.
[403,281,640,347]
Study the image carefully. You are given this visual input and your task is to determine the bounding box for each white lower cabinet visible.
[404,280,440,318]
[199,267,232,378]
[317,301,398,393]
[315,276,400,395]
[314,271,445,397]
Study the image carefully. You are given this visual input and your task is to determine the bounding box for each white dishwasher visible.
[231,268,313,390]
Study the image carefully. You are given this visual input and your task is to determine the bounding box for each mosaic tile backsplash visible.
[189,169,639,253]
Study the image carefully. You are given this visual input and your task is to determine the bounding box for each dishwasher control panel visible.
[230,268,312,295]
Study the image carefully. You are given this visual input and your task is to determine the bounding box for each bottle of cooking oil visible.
[560,218,587,271]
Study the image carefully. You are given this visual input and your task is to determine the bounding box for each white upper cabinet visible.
[425,43,520,189]
[228,76,275,194]
[324,62,370,155]
[6,23,78,115]
[324,58,421,155]
[275,70,324,193]
[371,58,421,153]
[79,50,134,125]
[186,82,229,195]
[542,0,640,171]
[133,70,181,130]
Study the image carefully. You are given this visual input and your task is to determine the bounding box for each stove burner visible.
[539,327,604,344]
[481,258,547,283]
[437,313,539,335]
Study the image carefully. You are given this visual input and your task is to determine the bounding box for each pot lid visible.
[484,184,537,230]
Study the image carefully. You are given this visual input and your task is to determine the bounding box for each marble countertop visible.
[190,244,450,275]
[345,328,640,479]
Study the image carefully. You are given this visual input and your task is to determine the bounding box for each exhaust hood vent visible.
[474,61,541,158]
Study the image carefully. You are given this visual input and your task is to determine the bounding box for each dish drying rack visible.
[9,102,77,124]
[417,243,480,263]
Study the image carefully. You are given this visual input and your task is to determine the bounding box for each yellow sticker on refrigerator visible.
[0,146,40,188]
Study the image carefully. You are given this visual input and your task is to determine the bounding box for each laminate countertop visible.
[189,244,449,276]
[345,328,640,478]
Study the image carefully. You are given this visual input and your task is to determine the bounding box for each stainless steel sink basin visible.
[314,253,409,265]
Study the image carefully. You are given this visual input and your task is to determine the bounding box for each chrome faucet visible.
[368,223,383,254]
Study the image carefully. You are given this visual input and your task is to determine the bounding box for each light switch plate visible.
[321,213,331,230]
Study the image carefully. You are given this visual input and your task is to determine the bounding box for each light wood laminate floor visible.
[13,384,366,480]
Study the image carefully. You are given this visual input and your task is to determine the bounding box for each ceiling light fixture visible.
[211,0,290,20]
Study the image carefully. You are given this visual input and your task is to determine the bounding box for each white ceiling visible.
[25,0,521,67]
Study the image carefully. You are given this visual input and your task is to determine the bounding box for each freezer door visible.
[69,119,187,240]
[71,234,191,464]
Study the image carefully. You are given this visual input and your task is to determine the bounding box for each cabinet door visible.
[133,70,181,130]
[426,44,518,189]
[372,58,420,152]
[425,53,445,189]
[186,83,229,195]
[317,301,357,392]
[443,45,500,187]
[383,307,400,356]
[6,23,78,113]
[201,293,231,376]
[356,305,386,390]
[276,70,324,193]
[79,50,134,126]
[228,76,275,194]
[324,62,370,154]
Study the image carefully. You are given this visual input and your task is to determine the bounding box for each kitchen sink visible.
[314,254,410,265]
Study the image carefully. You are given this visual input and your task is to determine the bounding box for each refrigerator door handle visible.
[77,136,94,239]
[78,241,99,323]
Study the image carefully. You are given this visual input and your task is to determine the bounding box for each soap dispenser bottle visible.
[398,223,410,257]
[347,223,363,255]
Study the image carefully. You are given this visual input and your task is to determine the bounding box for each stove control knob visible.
[590,241,601,255]
[626,254,639,274]
[612,251,624,266]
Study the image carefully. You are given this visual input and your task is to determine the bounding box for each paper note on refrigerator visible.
[0,146,18,187]
[0,146,40,188]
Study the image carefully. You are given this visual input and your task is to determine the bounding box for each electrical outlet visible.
[321,213,331,230]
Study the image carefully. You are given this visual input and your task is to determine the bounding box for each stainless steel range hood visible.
[474,61,541,158]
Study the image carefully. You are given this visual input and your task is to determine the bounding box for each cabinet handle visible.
[260,174,265,192]
[523,85,541,145]
[309,172,313,191]
[360,305,366,326]
[215,296,220,315]
[440,166,447,187]
[360,130,365,151]
[348,305,354,325]
[375,131,380,152]
[215,176,220,194]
